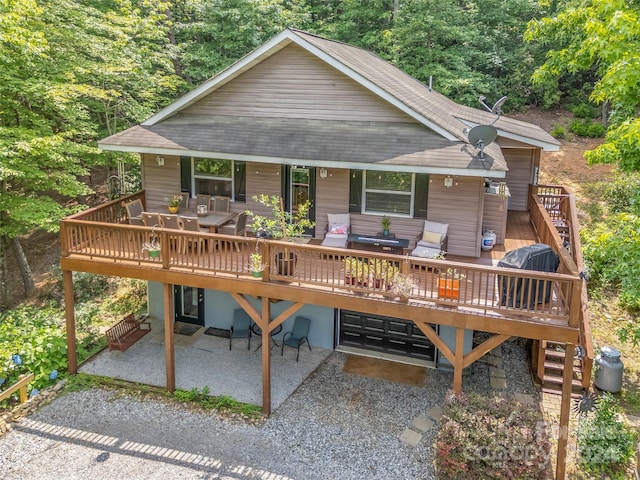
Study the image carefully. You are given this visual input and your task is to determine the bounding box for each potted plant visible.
[165,194,184,213]
[381,215,391,236]
[246,195,315,276]
[438,268,466,300]
[142,226,161,258]
[248,252,267,278]
[391,272,417,302]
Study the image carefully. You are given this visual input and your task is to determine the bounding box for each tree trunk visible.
[0,235,8,308]
[12,236,35,298]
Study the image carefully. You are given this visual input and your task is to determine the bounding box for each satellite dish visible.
[467,124,498,159]
[478,95,508,125]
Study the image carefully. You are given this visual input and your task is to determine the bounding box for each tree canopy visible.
[526,0,640,171]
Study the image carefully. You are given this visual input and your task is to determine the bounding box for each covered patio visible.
[80,316,332,410]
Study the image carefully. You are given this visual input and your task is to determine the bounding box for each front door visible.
[284,166,316,237]
[173,286,204,326]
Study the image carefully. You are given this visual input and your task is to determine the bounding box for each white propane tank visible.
[481,230,496,251]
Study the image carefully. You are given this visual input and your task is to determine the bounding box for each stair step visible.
[542,374,583,388]
[544,348,567,360]
[541,387,583,399]
[543,361,582,373]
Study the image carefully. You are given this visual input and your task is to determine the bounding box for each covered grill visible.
[497,243,560,308]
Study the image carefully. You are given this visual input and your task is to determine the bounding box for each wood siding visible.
[183,44,417,124]
[315,168,350,237]
[142,154,182,210]
[502,148,535,211]
[241,163,283,220]
[427,175,484,257]
[482,193,508,244]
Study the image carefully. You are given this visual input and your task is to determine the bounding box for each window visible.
[193,158,245,201]
[363,170,414,216]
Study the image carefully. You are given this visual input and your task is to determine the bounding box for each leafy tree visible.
[526,0,640,171]
[0,0,181,306]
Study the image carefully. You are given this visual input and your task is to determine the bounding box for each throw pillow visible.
[422,231,442,245]
[329,224,348,235]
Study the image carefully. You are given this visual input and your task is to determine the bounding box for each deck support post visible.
[163,283,175,392]
[261,296,271,416]
[63,270,77,374]
[555,343,574,480]
[453,327,464,393]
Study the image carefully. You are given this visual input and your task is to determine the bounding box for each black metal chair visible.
[281,316,311,362]
[229,309,251,350]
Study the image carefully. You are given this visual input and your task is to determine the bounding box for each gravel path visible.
[0,348,534,480]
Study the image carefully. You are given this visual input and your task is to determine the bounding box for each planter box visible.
[438,278,460,299]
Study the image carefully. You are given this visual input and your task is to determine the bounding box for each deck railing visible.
[531,184,593,387]
[60,217,580,325]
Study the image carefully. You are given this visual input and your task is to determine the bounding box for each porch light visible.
[319,168,328,179]
[155,156,165,166]
[444,176,453,188]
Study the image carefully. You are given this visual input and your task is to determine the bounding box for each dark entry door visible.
[173,286,204,326]
[339,310,436,361]
[283,165,316,237]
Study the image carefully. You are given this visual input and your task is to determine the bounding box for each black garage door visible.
[339,310,436,362]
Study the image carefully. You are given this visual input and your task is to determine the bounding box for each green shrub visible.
[570,102,598,119]
[435,392,550,479]
[577,393,636,477]
[604,173,640,215]
[0,306,67,403]
[550,123,566,139]
[569,119,605,138]
[582,212,640,311]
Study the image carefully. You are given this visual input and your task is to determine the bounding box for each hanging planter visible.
[142,225,161,259]
[248,251,267,278]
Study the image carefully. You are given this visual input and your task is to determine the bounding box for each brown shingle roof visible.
[100,115,506,173]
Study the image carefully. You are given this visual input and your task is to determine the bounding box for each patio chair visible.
[124,199,144,225]
[181,216,208,254]
[410,220,449,259]
[212,196,231,212]
[230,309,251,350]
[218,212,247,236]
[321,213,350,249]
[142,212,162,227]
[281,316,311,362]
[159,214,182,251]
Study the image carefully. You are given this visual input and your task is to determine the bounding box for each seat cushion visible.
[321,236,348,248]
[411,245,442,259]
[424,220,449,235]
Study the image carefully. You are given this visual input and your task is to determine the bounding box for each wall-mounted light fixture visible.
[444,176,453,188]
[155,155,165,166]
[319,168,328,179]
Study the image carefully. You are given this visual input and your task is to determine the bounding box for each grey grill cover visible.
[497,244,560,308]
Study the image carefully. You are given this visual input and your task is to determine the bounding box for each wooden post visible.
[556,343,575,480]
[163,283,175,392]
[453,327,465,393]
[63,269,77,374]
[261,296,271,416]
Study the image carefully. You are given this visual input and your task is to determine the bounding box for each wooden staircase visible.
[536,340,586,397]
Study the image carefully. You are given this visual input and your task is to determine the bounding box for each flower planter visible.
[275,252,297,276]
[168,206,179,214]
[148,249,161,258]
[438,278,460,299]
[251,270,263,278]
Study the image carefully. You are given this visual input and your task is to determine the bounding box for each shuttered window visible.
[363,170,414,217]
[193,158,245,202]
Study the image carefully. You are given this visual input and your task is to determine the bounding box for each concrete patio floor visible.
[80,317,332,410]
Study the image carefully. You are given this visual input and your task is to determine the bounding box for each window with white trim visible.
[363,170,414,216]
[193,158,233,198]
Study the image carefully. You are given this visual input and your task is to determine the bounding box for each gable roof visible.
[100,28,559,177]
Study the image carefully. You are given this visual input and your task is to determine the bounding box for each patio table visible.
[251,323,283,351]
[149,207,236,233]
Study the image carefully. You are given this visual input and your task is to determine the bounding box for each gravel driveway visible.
[0,346,535,480]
